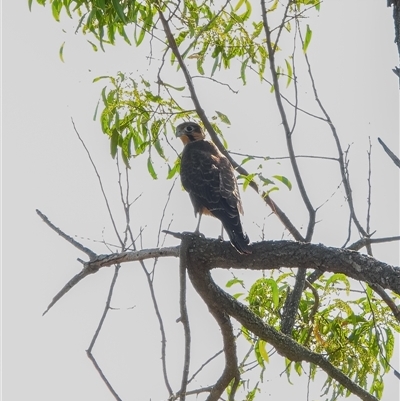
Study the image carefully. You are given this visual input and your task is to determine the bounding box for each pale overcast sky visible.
[3,1,399,400]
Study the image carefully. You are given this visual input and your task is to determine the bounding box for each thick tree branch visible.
[42,225,400,315]
[183,236,379,401]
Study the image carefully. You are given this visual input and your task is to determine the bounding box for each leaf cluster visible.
[229,273,399,400]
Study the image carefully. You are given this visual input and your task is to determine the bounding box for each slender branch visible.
[187,349,224,385]
[86,265,122,400]
[127,232,174,396]
[297,27,369,240]
[262,3,316,242]
[41,242,179,315]
[36,209,96,260]
[378,137,400,168]
[192,75,239,94]
[366,138,373,236]
[86,352,123,401]
[72,119,124,247]
[347,235,400,251]
[229,151,338,162]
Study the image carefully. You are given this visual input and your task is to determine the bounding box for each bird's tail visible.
[227,228,252,254]
[209,207,252,254]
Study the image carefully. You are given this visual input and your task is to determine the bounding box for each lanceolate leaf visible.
[215,111,231,125]
[59,41,65,62]
[273,175,292,190]
[303,24,312,53]
[111,0,127,23]
[147,156,158,179]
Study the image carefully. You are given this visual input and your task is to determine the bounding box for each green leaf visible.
[273,175,292,190]
[135,7,152,46]
[167,158,180,179]
[111,0,127,23]
[196,57,205,75]
[239,173,256,191]
[241,156,254,165]
[59,41,65,63]
[93,75,111,83]
[161,82,185,91]
[294,361,303,376]
[240,58,249,85]
[226,278,244,288]
[87,40,98,52]
[215,111,231,125]
[303,24,312,53]
[258,340,269,363]
[147,156,158,179]
[268,0,279,12]
[211,54,220,77]
[285,59,292,87]
[110,129,119,158]
[325,273,350,293]
[234,0,245,12]
[28,0,33,12]
[51,0,62,22]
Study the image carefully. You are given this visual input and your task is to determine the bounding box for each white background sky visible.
[3,1,400,400]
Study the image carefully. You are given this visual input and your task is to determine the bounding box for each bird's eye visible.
[185,125,194,132]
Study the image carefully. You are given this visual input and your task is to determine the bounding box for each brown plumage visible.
[176,122,251,254]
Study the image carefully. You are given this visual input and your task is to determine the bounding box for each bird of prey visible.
[175,121,252,254]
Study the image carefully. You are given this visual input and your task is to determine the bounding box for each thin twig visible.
[297,28,369,241]
[36,209,96,259]
[86,265,122,400]
[262,5,316,242]
[71,118,124,247]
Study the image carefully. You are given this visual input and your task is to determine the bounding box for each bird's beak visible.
[175,127,183,138]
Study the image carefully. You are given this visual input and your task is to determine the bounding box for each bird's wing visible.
[181,144,221,207]
[216,154,244,215]
[181,141,243,215]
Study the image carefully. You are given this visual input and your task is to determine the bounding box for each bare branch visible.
[86,265,122,400]
[262,4,316,242]
[347,235,400,251]
[36,209,96,260]
[378,137,400,168]
[71,119,124,247]
[297,26,369,241]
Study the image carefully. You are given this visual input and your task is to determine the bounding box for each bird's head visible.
[175,122,206,145]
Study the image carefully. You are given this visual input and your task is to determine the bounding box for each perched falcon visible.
[176,122,252,254]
